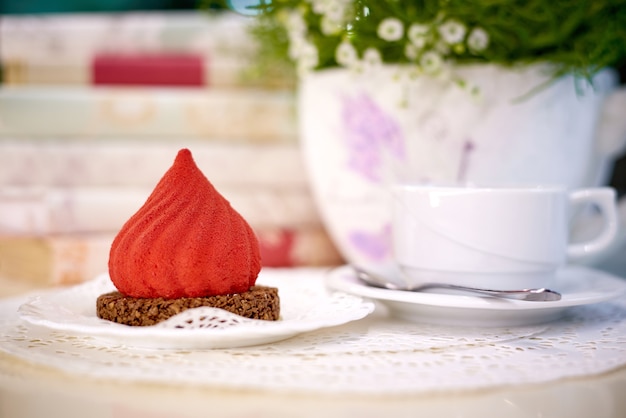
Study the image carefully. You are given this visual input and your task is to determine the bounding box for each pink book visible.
[92,53,205,86]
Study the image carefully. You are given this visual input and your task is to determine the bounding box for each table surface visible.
[1,274,626,418]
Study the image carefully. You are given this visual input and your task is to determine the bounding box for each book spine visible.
[0,228,343,285]
[3,61,90,86]
[0,12,254,63]
[0,87,297,140]
[0,185,322,235]
[92,53,206,87]
[0,12,294,88]
[257,228,344,268]
[0,233,115,286]
[2,59,293,89]
[0,141,306,188]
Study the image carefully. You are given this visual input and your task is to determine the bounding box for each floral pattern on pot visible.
[341,92,405,183]
[341,93,403,261]
[348,223,392,262]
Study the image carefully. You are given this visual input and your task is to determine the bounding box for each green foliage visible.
[248,0,626,79]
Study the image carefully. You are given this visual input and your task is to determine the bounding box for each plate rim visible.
[326,265,626,312]
[17,271,376,348]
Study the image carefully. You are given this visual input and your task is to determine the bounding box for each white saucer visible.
[18,269,375,349]
[326,265,626,327]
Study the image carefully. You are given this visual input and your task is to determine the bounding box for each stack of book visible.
[0,11,342,287]
[1,11,292,89]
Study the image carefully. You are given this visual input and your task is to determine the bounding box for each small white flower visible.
[377,17,404,42]
[420,50,443,74]
[414,37,427,49]
[285,11,306,37]
[311,0,326,15]
[311,0,348,22]
[297,42,319,76]
[438,19,467,44]
[298,41,319,67]
[288,36,306,60]
[435,39,451,55]
[363,47,382,67]
[324,2,346,22]
[350,60,365,75]
[408,23,429,45]
[404,43,418,60]
[321,16,343,35]
[301,41,319,58]
[335,40,358,66]
[297,60,315,77]
[467,27,489,52]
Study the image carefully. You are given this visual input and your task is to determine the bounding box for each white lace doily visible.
[16,269,375,349]
[2,267,626,395]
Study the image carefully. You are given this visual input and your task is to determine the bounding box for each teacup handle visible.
[567,188,618,258]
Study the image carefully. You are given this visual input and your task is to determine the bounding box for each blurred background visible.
[0,0,343,294]
[1,0,204,14]
[1,0,625,293]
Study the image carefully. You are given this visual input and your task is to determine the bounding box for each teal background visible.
[0,0,223,14]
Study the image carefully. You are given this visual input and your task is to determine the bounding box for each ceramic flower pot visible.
[298,64,626,270]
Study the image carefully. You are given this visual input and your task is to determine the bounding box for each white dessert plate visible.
[18,269,375,349]
[326,265,626,327]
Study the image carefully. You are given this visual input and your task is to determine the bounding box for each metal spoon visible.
[354,267,562,302]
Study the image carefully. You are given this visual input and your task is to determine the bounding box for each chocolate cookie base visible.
[96,286,280,326]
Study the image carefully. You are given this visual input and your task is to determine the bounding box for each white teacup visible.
[392,184,619,290]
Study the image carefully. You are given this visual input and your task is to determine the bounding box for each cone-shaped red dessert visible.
[108,148,261,299]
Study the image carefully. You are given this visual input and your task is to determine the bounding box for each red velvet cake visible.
[97,148,279,326]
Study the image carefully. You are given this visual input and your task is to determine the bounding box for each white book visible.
[0,86,297,140]
[0,12,254,64]
[0,226,343,286]
[0,184,322,235]
[0,140,307,188]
